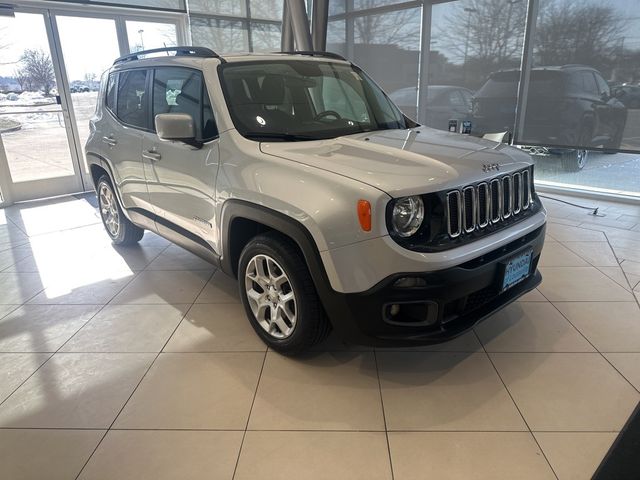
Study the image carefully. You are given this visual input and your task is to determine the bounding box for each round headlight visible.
[392,196,424,237]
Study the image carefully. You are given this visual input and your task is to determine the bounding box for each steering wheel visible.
[314,110,342,122]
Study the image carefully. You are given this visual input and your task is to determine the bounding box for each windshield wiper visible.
[244,132,319,142]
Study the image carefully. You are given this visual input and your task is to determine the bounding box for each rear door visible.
[104,68,151,210]
[142,66,220,247]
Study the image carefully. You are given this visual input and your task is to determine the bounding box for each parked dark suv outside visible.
[472,65,627,171]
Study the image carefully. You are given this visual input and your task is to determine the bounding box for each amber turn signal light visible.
[357,199,372,232]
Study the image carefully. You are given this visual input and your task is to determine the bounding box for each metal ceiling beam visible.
[311,0,329,51]
[285,0,313,51]
[281,1,294,51]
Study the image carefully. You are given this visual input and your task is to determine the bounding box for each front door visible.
[143,66,220,249]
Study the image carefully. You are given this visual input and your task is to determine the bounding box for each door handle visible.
[142,149,162,161]
[102,136,117,146]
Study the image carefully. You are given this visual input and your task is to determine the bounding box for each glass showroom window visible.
[429,0,527,133]
[517,0,640,197]
[328,2,421,120]
[190,16,250,52]
[188,0,282,53]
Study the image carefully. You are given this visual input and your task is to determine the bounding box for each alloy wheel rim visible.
[244,254,297,339]
[577,150,587,168]
[99,184,120,237]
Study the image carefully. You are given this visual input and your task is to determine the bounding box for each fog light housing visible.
[383,301,439,326]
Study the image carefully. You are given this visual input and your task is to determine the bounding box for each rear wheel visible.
[561,125,591,171]
[238,231,330,355]
[561,148,588,171]
[97,175,144,245]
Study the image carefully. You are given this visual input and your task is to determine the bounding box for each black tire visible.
[561,124,592,171]
[561,148,588,171]
[238,231,330,355]
[96,175,144,245]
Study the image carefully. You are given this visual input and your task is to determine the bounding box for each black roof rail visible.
[278,50,347,61]
[113,46,224,65]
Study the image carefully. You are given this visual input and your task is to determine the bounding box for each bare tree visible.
[249,0,282,21]
[353,3,420,49]
[20,48,55,94]
[84,72,97,83]
[13,67,30,91]
[251,23,281,52]
[191,17,248,52]
[437,0,527,67]
[535,0,625,72]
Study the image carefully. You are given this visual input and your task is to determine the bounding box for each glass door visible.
[125,19,178,52]
[0,6,187,207]
[54,15,121,183]
[0,11,84,203]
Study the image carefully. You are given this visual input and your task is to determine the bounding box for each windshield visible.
[219,59,412,141]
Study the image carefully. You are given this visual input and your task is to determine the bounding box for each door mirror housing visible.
[155,113,195,141]
[155,113,203,149]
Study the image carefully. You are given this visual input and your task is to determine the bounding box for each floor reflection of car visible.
[472,65,627,171]
[612,85,640,109]
[389,85,473,129]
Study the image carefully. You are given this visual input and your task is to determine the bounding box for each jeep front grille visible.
[445,168,533,238]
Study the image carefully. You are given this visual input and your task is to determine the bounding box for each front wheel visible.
[97,175,144,245]
[238,232,330,355]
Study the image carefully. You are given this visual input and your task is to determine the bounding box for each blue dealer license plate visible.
[501,249,533,292]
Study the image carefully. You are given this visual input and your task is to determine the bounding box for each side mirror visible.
[613,88,625,99]
[155,113,195,141]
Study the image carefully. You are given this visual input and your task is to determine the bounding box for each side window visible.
[448,91,466,108]
[579,71,599,96]
[116,69,149,129]
[105,73,117,112]
[153,67,218,141]
[594,73,610,97]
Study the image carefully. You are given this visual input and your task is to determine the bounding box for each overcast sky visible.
[0,12,176,81]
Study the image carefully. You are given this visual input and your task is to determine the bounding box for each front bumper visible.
[321,224,545,347]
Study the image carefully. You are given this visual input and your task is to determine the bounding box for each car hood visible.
[260,128,532,197]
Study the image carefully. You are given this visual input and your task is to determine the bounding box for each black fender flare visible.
[220,199,326,280]
[219,199,354,332]
[86,153,137,224]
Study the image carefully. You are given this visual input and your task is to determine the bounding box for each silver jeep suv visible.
[86,47,546,354]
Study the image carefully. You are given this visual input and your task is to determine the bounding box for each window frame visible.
[150,65,219,143]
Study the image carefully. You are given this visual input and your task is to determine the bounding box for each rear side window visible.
[105,73,117,112]
[116,69,149,129]
[569,71,599,96]
[152,67,218,141]
[594,73,610,97]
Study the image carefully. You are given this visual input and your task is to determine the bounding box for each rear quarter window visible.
[105,72,117,112]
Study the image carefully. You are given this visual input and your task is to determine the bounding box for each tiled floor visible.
[0,193,640,479]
